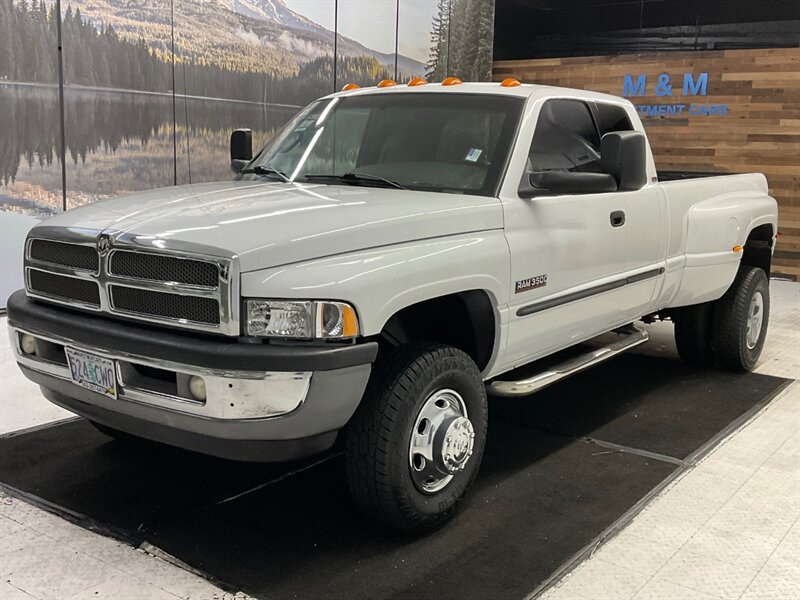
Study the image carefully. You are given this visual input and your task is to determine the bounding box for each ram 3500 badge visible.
[8,80,777,532]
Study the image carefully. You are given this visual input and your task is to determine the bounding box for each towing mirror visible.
[520,171,618,197]
[230,128,253,174]
[601,131,647,191]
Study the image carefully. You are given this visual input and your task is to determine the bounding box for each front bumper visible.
[7,290,378,461]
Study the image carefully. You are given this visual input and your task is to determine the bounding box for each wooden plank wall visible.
[493,48,800,281]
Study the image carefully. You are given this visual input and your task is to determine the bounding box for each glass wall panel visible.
[61,0,175,210]
[398,0,445,81]
[335,0,400,88]
[0,0,62,306]
[447,0,494,81]
[174,0,333,185]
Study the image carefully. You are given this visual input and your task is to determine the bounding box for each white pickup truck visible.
[8,80,777,532]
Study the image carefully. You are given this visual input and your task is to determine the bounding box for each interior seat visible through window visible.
[527,99,602,173]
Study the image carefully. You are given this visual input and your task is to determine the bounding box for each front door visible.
[501,98,662,370]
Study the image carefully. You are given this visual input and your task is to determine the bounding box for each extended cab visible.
[8,81,778,531]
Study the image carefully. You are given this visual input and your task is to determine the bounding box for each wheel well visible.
[742,224,774,277]
[376,291,496,371]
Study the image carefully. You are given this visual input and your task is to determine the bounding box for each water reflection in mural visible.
[0,84,295,211]
[0,85,62,218]
[63,88,296,208]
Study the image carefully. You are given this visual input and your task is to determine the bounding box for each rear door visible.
[499,98,663,369]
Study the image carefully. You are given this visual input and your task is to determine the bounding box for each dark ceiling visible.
[493,0,800,60]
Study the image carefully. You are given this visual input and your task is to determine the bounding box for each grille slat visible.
[29,240,98,272]
[28,270,101,306]
[110,251,219,288]
[110,286,220,325]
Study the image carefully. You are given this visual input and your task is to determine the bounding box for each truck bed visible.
[658,170,741,182]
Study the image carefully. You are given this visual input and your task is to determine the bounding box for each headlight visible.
[245,299,359,339]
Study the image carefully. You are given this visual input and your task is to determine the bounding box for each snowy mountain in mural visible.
[226,0,325,34]
[62,0,424,77]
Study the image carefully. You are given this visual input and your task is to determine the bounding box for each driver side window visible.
[527,99,601,174]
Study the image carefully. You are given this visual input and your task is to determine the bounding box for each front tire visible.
[345,343,488,533]
[711,266,770,372]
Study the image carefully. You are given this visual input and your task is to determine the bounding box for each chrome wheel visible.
[746,291,764,350]
[409,389,475,494]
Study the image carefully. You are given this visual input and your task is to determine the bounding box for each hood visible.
[37,181,503,272]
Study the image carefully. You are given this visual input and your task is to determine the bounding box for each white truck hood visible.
[39,181,503,272]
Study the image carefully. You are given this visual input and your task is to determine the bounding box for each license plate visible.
[65,348,118,400]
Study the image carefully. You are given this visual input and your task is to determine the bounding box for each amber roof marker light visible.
[377,79,397,88]
[501,77,521,87]
[408,77,427,87]
[341,83,360,91]
[441,76,462,86]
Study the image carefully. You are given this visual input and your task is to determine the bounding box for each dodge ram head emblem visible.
[97,235,111,253]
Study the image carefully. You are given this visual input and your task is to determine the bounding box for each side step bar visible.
[486,325,649,397]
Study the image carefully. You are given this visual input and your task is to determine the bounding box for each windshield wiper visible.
[241,164,290,183]
[302,172,406,190]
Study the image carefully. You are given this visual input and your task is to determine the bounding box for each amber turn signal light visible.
[733,245,743,252]
[341,304,359,338]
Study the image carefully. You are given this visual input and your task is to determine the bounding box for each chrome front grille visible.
[25,235,237,334]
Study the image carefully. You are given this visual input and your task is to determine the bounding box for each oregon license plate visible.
[65,348,118,399]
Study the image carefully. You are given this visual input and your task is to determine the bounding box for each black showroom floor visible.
[0,354,790,600]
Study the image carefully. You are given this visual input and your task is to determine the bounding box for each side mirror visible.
[520,171,618,197]
[230,128,253,174]
[601,131,647,191]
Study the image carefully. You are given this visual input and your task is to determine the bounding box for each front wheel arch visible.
[374,290,498,372]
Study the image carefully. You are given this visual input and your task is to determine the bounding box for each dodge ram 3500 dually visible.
[8,79,778,532]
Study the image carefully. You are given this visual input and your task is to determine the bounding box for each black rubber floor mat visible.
[0,355,789,599]
[490,354,789,459]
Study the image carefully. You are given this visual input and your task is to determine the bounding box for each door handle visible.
[610,210,626,227]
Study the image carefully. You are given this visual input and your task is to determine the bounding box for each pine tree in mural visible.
[426,0,450,81]
[426,0,494,82]
[0,0,58,83]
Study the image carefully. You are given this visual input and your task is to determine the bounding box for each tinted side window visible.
[528,100,601,173]
[593,102,634,135]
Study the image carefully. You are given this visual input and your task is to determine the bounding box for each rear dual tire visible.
[712,266,770,372]
[674,302,715,366]
[674,266,769,372]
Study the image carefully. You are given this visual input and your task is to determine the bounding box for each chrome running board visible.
[486,325,649,398]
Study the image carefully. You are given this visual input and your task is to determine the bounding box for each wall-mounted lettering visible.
[622,72,725,117]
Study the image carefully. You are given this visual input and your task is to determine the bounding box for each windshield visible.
[247,93,524,196]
